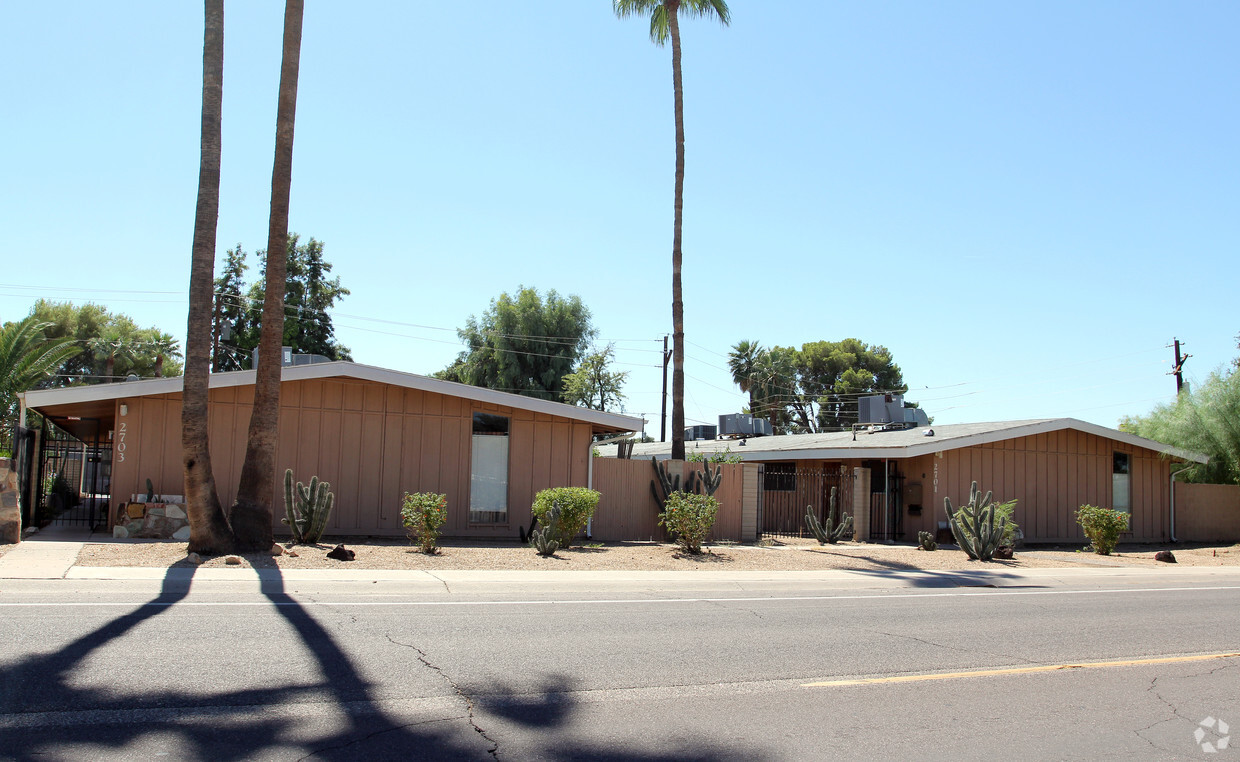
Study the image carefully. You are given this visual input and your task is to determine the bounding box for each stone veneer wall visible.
[113,502,191,541]
[0,458,20,543]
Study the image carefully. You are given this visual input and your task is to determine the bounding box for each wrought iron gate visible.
[35,417,110,529]
[757,465,855,539]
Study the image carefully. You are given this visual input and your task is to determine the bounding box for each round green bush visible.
[1076,504,1130,555]
[401,492,447,554]
[659,491,719,555]
[531,487,600,548]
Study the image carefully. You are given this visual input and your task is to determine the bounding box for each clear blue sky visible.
[2,1,1236,434]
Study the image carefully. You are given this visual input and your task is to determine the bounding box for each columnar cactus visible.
[945,481,1007,561]
[697,462,723,496]
[282,468,335,544]
[530,502,562,557]
[650,458,682,509]
[805,486,853,544]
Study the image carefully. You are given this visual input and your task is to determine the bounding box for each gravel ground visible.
[72,537,1240,572]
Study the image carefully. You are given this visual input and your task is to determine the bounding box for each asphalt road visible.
[1,568,1238,761]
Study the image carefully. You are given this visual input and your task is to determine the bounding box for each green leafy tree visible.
[231,234,351,365]
[211,244,250,372]
[27,300,183,383]
[561,345,628,412]
[728,338,907,433]
[614,0,731,462]
[0,317,81,427]
[1120,367,1240,484]
[438,286,595,401]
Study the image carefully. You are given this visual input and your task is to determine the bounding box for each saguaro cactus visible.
[805,486,853,544]
[944,481,1007,561]
[282,468,335,544]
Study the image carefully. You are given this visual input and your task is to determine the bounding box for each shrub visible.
[531,487,600,548]
[1076,504,1129,555]
[659,491,719,555]
[401,492,448,554]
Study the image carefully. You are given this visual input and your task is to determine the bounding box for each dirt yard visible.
[71,536,1240,572]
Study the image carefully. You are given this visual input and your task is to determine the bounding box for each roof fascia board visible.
[22,362,642,432]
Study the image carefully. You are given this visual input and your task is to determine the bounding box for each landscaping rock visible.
[164,504,187,520]
[994,546,1014,560]
[225,555,242,565]
[187,552,203,565]
[113,525,129,539]
[287,550,299,557]
[172,526,191,541]
[270,543,285,556]
[326,544,355,562]
[1155,550,1177,563]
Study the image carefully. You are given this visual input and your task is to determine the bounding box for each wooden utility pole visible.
[1169,338,1191,394]
[660,335,671,442]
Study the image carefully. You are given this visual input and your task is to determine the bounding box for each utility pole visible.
[1169,338,1191,394]
[660,335,671,442]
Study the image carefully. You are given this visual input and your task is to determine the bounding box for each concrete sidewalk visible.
[0,526,98,579]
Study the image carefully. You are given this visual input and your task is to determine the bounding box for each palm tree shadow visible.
[2,566,773,760]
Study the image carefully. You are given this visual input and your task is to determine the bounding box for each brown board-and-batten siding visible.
[589,459,756,542]
[110,377,593,538]
[900,429,1173,543]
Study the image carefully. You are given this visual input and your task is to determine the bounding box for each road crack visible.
[295,716,461,761]
[425,572,452,594]
[385,633,498,759]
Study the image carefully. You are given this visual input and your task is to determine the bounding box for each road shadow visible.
[2,564,763,760]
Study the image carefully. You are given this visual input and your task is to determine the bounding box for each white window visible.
[469,413,509,524]
[1112,452,1131,514]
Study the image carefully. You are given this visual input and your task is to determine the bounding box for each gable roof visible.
[598,419,1208,464]
[19,361,644,434]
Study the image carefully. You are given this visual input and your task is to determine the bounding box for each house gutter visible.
[1169,463,1194,543]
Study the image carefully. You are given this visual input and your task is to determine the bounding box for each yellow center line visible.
[802,652,1240,688]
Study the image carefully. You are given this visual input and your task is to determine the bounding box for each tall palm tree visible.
[727,339,762,414]
[231,0,304,551]
[182,0,234,554]
[614,0,730,461]
[0,317,80,428]
[87,328,135,383]
[149,332,181,378]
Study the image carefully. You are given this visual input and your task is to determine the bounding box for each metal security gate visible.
[758,465,855,539]
[869,472,905,541]
[35,417,110,529]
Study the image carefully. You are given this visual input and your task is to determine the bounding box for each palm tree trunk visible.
[182,0,235,555]
[232,0,303,551]
[669,2,686,462]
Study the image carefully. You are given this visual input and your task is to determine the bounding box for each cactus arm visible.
[306,482,333,543]
[284,469,302,544]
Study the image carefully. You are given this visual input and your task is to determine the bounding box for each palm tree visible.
[182,0,234,554]
[727,339,762,414]
[87,328,135,383]
[149,332,181,378]
[614,0,730,460]
[0,317,80,428]
[231,0,304,551]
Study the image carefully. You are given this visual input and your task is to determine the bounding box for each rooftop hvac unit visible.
[718,413,772,438]
[684,424,718,441]
[857,393,929,428]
